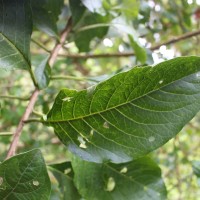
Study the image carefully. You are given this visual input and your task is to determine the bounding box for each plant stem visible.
[31,39,51,53]
[49,17,72,67]
[53,29,200,59]
[6,17,73,159]
[50,75,99,82]
[6,89,40,159]
[0,95,30,101]
[24,118,44,124]
[32,110,44,117]
[0,132,13,136]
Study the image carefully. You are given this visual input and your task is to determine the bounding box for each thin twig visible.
[53,29,200,59]
[0,95,30,101]
[50,75,99,82]
[31,39,51,53]
[6,89,40,158]
[49,17,72,67]
[24,118,44,124]
[6,17,73,159]
[0,132,13,136]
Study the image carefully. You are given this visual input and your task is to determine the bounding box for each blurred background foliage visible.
[1,0,200,199]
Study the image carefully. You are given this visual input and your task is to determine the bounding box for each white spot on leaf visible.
[78,136,87,149]
[148,136,155,142]
[64,168,71,175]
[33,180,39,186]
[120,167,128,174]
[42,115,47,121]
[196,73,200,77]
[105,177,115,192]
[159,80,163,84]
[103,121,109,129]
[87,85,96,96]
[90,129,94,136]
[62,97,73,102]
[0,177,3,186]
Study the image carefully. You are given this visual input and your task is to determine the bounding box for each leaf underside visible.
[49,162,81,200]
[0,0,32,70]
[0,149,51,200]
[72,156,167,200]
[47,56,200,163]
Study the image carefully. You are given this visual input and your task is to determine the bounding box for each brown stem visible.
[56,29,200,59]
[49,17,72,67]
[6,17,73,159]
[6,89,40,159]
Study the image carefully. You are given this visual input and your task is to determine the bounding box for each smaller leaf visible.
[49,162,81,200]
[34,56,51,89]
[69,0,86,26]
[31,0,64,36]
[192,161,200,177]
[75,13,110,52]
[120,0,140,19]
[129,35,147,64]
[0,149,51,200]
[71,156,167,200]
[192,161,200,186]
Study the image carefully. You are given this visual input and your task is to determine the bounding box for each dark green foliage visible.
[1,1,200,199]
[0,149,51,199]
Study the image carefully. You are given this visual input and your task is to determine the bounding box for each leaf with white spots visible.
[71,155,167,200]
[0,149,51,200]
[0,0,32,70]
[49,161,81,200]
[47,56,200,163]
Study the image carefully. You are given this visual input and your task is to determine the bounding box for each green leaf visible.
[193,161,200,177]
[192,161,200,186]
[71,156,167,200]
[119,0,140,19]
[47,56,200,163]
[0,0,32,70]
[34,56,51,89]
[74,13,110,52]
[69,0,86,26]
[49,162,81,200]
[0,149,51,199]
[129,35,147,64]
[31,0,64,36]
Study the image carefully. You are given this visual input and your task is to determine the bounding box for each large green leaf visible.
[49,162,81,200]
[47,56,200,163]
[0,149,51,199]
[0,0,32,70]
[71,155,167,200]
[31,0,64,36]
